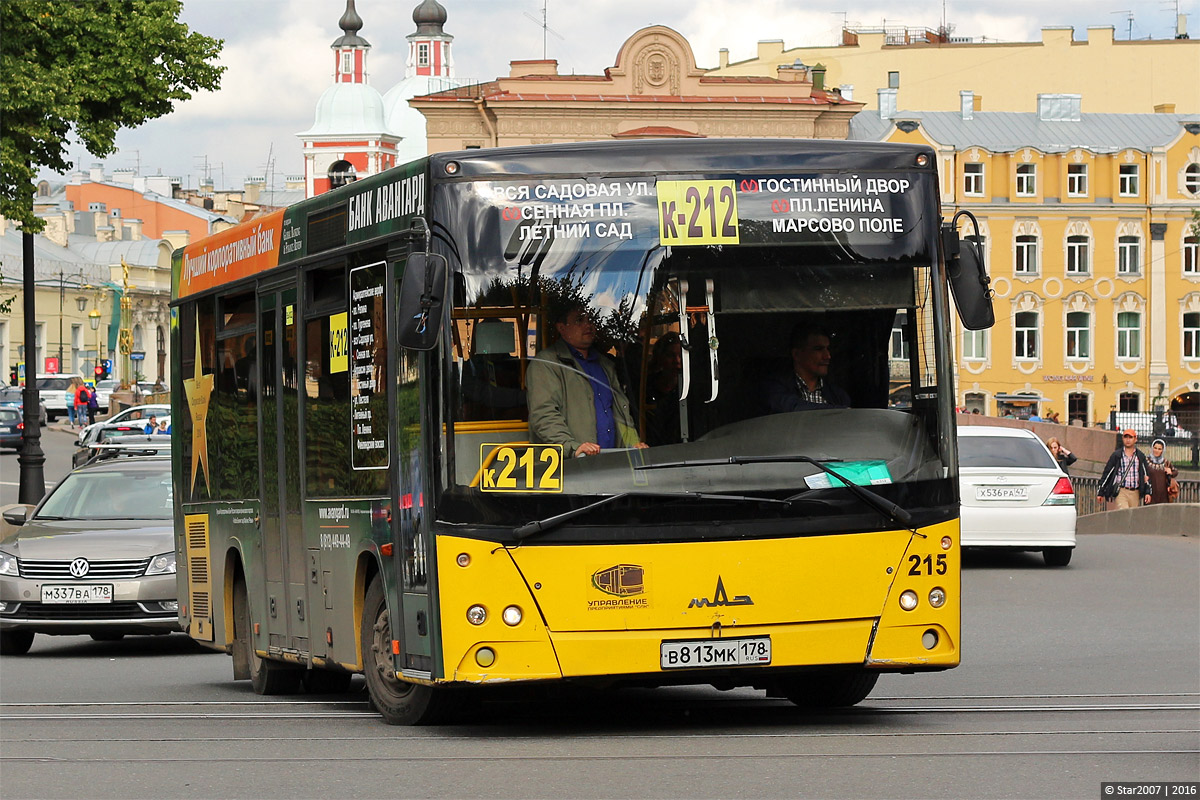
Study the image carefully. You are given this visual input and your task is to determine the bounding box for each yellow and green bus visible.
[171,139,993,724]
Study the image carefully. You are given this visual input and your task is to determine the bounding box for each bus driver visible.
[762,320,851,413]
[526,303,648,457]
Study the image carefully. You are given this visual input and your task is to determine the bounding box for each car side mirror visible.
[944,220,995,331]
[397,252,448,351]
[2,506,29,526]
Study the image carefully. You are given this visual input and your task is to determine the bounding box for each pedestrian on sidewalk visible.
[85,384,99,426]
[73,381,91,429]
[1047,437,1077,475]
[64,386,77,427]
[1097,429,1151,510]
[1146,439,1180,505]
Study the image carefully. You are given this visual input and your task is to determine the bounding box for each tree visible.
[0,0,224,231]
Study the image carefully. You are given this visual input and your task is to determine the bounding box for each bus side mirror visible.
[397,253,448,351]
[946,231,995,331]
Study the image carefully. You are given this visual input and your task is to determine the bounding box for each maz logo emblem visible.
[69,558,91,578]
[688,576,753,608]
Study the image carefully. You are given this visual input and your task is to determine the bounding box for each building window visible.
[1068,392,1088,425]
[328,160,356,189]
[1118,164,1139,196]
[1067,164,1088,197]
[1185,163,1200,196]
[890,311,909,360]
[1066,235,1090,274]
[963,163,984,196]
[418,42,430,67]
[1119,392,1139,413]
[340,51,353,74]
[962,329,987,361]
[1014,235,1038,274]
[888,71,900,89]
[1184,312,1200,360]
[1015,164,1036,196]
[1184,236,1198,275]
[1014,311,1038,359]
[1117,236,1141,275]
[1117,311,1141,359]
[1066,311,1090,359]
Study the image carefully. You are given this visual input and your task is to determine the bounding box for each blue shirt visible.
[568,345,616,449]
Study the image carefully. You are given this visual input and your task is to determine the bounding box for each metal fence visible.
[1070,476,1198,516]
[1101,410,1199,469]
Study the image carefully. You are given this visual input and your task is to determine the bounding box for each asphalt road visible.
[1,534,1196,800]
[0,424,78,508]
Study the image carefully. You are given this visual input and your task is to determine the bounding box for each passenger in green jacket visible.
[526,304,647,457]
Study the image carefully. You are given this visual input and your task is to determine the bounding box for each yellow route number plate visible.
[657,180,740,245]
[480,443,563,493]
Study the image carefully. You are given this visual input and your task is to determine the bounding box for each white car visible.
[92,379,118,412]
[77,403,171,445]
[957,425,1076,567]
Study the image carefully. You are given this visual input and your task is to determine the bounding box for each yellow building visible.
[852,96,1200,426]
[710,25,1199,114]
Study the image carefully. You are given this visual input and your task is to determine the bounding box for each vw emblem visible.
[69,558,90,578]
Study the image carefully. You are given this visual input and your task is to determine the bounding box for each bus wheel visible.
[0,630,34,655]
[361,577,453,725]
[234,578,301,695]
[780,669,878,708]
[302,669,354,694]
[1043,547,1073,567]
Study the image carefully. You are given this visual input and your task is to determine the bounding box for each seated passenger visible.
[526,303,647,457]
[762,321,850,413]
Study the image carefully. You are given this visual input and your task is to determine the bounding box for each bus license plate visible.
[41,584,114,604]
[660,636,771,670]
[975,486,1028,500]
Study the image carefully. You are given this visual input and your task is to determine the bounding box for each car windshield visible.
[37,467,173,520]
[958,436,1057,469]
[98,427,156,442]
[37,378,71,391]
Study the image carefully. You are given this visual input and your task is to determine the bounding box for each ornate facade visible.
[409,26,862,151]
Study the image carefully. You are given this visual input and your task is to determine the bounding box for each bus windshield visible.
[431,170,954,538]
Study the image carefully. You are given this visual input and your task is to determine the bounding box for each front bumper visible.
[0,574,181,635]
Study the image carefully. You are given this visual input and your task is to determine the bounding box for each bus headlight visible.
[941,536,952,550]
[899,590,919,611]
[502,605,523,626]
[466,605,487,625]
[928,588,946,608]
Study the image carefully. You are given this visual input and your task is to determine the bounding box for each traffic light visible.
[94,365,105,379]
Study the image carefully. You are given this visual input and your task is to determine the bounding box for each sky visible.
[52,0,1197,191]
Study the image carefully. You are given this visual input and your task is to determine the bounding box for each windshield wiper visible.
[636,454,914,530]
[513,491,789,540]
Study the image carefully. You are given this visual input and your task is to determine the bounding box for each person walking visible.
[1047,437,1077,475]
[84,384,99,425]
[1146,438,1180,505]
[64,385,78,428]
[74,381,91,429]
[1097,430,1152,510]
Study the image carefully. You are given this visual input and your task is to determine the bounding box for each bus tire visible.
[0,630,34,655]
[781,669,878,708]
[302,668,354,694]
[234,578,301,695]
[1043,547,1072,567]
[361,576,454,725]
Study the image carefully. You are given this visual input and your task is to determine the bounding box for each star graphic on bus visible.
[182,318,213,495]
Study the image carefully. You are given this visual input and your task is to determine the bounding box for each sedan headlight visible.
[0,551,18,577]
[145,552,176,576]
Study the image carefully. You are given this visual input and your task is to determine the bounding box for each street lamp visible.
[89,307,102,378]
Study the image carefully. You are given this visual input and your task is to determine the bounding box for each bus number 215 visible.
[480,444,563,493]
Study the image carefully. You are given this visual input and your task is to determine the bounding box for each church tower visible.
[297,0,400,197]
[383,0,464,164]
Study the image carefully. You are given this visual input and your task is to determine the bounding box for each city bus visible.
[170,139,993,724]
